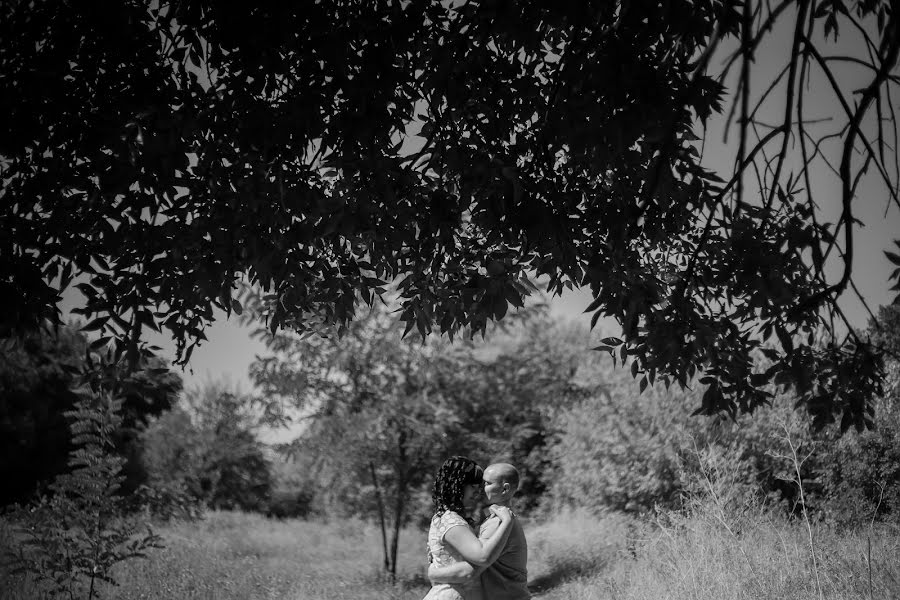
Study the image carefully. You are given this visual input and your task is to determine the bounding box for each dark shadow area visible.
[528,559,608,595]
[402,572,431,588]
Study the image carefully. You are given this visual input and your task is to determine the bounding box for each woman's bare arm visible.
[442,506,514,567]
[427,560,483,584]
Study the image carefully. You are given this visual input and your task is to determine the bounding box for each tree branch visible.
[804,34,900,215]
[718,0,793,87]
[789,22,900,315]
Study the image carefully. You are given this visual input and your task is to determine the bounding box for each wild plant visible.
[769,421,824,600]
[4,389,162,599]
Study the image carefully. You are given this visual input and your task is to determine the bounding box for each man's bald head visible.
[484,463,520,493]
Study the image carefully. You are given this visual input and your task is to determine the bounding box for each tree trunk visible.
[369,461,391,576]
[389,478,406,584]
[388,429,409,583]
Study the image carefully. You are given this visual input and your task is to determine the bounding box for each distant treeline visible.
[3,304,900,528]
[0,325,276,518]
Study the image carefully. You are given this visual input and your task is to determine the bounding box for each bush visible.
[813,364,900,525]
[543,355,703,514]
[132,481,203,522]
[264,489,314,520]
[543,348,900,526]
[3,390,161,599]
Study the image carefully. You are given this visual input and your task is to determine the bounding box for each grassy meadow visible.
[3,504,900,600]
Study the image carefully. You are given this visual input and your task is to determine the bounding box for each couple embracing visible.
[423,456,529,600]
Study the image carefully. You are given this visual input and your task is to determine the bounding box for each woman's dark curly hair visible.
[433,456,483,518]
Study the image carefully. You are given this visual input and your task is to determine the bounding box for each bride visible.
[422,456,513,600]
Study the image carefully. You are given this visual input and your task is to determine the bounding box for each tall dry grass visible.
[3,505,900,599]
[528,504,900,600]
[1,511,431,600]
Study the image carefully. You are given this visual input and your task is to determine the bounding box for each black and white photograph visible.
[2,1,900,598]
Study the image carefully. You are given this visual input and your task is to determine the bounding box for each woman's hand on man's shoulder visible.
[488,505,514,521]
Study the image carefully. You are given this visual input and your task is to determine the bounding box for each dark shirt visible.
[479,514,529,600]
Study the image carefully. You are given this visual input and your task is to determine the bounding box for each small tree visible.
[251,306,456,581]
[5,390,161,599]
[250,302,592,577]
[136,405,203,520]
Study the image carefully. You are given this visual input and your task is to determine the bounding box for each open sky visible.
[60,7,900,400]
[135,288,600,394]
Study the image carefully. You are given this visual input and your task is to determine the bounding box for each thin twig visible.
[766,0,811,210]
[778,424,825,600]
[735,0,753,211]
[885,81,900,216]
[792,23,900,315]
[823,55,900,84]
[804,36,900,215]
[718,0,793,87]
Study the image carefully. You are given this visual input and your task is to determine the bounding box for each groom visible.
[428,462,530,599]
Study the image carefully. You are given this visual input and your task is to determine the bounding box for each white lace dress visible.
[422,510,482,600]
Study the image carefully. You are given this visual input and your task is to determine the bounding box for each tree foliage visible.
[2,0,899,425]
[870,304,900,357]
[546,355,699,513]
[140,382,273,513]
[429,308,593,510]
[0,323,181,506]
[249,301,582,576]
[251,305,460,580]
[545,319,900,523]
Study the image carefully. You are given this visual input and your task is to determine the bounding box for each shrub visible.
[545,355,900,527]
[3,390,161,599]
[543,355,703,514]
[132,481,203,522]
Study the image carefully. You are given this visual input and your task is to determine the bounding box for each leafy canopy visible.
[2,0,899,427]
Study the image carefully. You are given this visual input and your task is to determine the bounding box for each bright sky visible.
[700,8,900,332]
[60,7,900,401]
[150,289,599,394]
